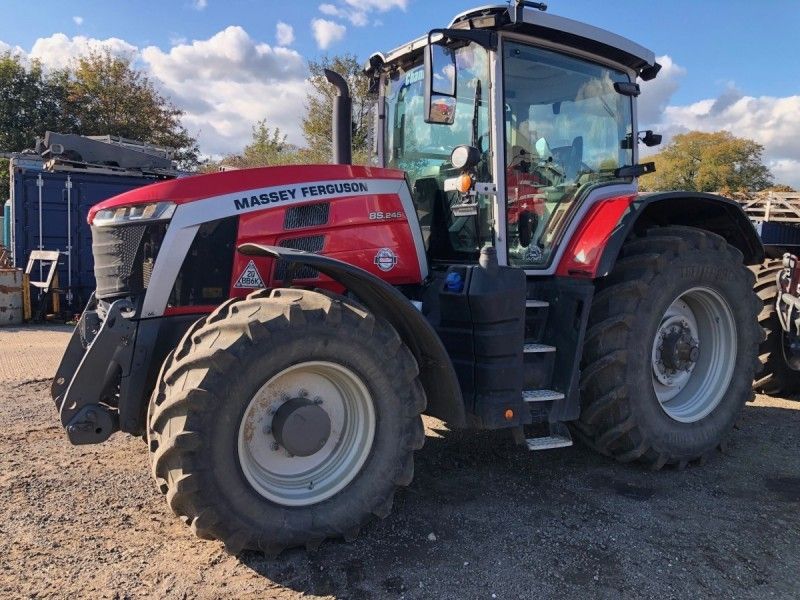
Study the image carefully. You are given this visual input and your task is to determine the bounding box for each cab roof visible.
[366,4,660,80]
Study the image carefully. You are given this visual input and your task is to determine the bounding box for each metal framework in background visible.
[740,192,800,223]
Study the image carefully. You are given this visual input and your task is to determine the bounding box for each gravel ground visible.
[0,324,798,599]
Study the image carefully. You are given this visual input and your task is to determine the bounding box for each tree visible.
[0,53,75,152]
[212,118,300,170]
[302,54,374,164]
[67,51,199,167]
[639,131,773,193]
[764,184,796,193]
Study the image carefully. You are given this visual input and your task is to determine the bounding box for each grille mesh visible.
[92,224,149,298]
[284,203,330,230]
[275,235,324,281]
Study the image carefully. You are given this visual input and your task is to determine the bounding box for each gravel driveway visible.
[0,325,798,599]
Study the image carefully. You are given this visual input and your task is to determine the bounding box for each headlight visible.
[92,201,176,227]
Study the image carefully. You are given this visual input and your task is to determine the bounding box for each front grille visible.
[284,203,330,230]
[275,235,324,281]
[92,223,167,299]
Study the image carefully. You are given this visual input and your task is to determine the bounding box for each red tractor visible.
[52,2,763,554]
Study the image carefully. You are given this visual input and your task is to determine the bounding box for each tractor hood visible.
[88,164,406,224]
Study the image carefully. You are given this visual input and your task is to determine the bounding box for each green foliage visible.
[0,50,199,168]
[67,51,199,167]
[764,184,796,193]
[302,54,374,165]
[639,131,773,194]
[0,158,9,202]
[0,53,75,152]
[213,118,302,169]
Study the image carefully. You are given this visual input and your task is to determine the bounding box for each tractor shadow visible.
[238,402,800,598]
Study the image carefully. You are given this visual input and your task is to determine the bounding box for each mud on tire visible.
[751,258,800,395]
[575,226,761,469]
[146,288,426,555]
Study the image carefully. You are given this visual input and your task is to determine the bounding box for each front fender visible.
[597,191,764,277]
[239,243,466,427]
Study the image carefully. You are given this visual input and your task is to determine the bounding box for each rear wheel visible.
[147,288,426,554]
[576,226,761,468]
[752,258,800,395]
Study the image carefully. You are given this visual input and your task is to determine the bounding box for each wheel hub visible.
[650,288,736,423]
[652,313,699,388]
[659,324,700,373]
[271,398,331,457]
[237,361,376,507]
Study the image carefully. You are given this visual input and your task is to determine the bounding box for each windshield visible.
[503,41,634,268]
[384,42,492,262]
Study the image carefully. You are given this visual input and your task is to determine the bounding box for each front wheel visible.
[576,226,761,468]
[147,288,426,554]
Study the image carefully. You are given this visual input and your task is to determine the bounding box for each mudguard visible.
[239,243,467,427]
[597,192,764,277]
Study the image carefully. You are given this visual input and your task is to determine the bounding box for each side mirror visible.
[424,38,457,125]
[641,130,662,147]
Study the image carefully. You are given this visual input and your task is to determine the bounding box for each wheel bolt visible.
[299,389,309,397]
[313,396,323,405]
[271,442,279,451]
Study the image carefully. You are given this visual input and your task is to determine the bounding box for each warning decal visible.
[234,260,265,288]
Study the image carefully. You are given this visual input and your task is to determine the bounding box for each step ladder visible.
[519,298,573,451]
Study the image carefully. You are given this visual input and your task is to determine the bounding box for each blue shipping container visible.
[11,163,162,311]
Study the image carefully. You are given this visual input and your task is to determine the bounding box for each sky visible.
[1,0,799,186]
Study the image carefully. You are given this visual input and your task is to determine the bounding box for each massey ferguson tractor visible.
[51,1,764,555]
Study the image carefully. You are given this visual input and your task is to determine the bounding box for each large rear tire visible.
[147,288,425,554]
[575,226,761,469]
[752,258,800,395]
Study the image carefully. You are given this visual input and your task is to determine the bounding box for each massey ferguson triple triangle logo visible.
[235,260,265,288]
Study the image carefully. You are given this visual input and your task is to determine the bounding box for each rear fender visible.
[597,192,764,277]
[239,243,467,427]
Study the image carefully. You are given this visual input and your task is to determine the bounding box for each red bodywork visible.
[90,164,425,315]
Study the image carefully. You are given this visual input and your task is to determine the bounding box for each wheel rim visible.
[650,287,737,423]
[237,361,375,507]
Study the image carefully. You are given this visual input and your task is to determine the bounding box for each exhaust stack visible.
[323,69,352,165]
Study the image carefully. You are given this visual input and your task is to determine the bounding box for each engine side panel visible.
[233,192,423,298]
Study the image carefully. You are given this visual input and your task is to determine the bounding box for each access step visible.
[525,422,573,451]
[522,389,565,403]
[525,299,549,308]
[526,433,573,451]
[523,343,556,354]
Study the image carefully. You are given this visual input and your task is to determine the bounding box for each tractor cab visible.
[367,2,659,273]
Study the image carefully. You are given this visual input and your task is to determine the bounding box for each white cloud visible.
[640,55,800,189]
[1,27,311,156]
[343,0,407,10]
[311,18,346,49]
[319,3,339,16]
[142,27,309,153]
[0,40,25,57]
[638,55,685,126]
[318,3,367,27]
[72,16,84,26]
[28,34,137,69]
[275,22,294,46]
[192,0,207,10]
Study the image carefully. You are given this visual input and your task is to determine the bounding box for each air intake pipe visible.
[323,69,353,165]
